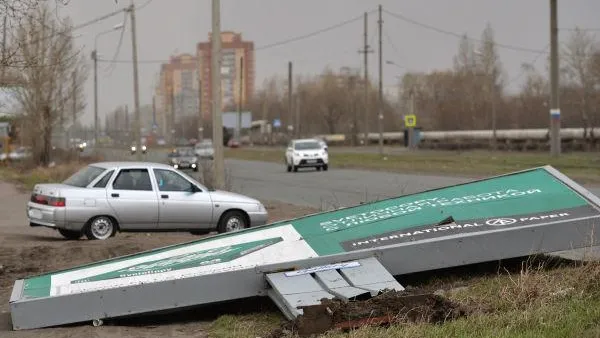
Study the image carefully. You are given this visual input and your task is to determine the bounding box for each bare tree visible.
[11,4,87,166]
[562,27,599,137]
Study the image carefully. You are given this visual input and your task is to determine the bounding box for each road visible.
[108,148,600,210]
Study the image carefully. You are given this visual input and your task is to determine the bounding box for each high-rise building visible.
[155,54,199,138]
[197,31,255,120]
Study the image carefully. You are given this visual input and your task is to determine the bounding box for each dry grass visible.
[224,147,600,184]
[206,253,600,338]
[0,156,102,190]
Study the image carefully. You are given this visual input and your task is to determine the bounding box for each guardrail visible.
[249,127,600,151]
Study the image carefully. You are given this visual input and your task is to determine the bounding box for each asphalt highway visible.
[104,148,600,260]
[110,148,600,209]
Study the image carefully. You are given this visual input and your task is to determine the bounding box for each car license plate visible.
[307,159,316,163]
[28,209,42,219]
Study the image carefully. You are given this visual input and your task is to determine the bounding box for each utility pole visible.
[236,56,244,141]
[72,70,77,124]
[1,16,7,83]
[549,0,561,156]
[377,4,384,155]
[358,12,373,146]
[125,105,129,143]
[92,50,98,148]
[152,95,156,131]
[211,0,225,189]
[170,77,175,145]
[295,90,300,138]
[127,0,142,160]
[288,61,293,136]
[198,72,203,141]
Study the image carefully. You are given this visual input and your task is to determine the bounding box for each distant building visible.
[197,31,255,120]
[155,54,199,137]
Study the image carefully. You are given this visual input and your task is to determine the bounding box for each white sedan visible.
[285,139,329,172]
[26,161,269,240]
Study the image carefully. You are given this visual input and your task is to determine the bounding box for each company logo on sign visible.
[485,218,517,226]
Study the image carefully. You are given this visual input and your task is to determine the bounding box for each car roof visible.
[90,161,176,170]
[292,138,321,143]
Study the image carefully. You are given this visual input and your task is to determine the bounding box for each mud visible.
[0,180,316,338]
[268,289,470,337]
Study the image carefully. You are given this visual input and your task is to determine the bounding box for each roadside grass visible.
[208,255,600,338]
[224,148,600,184]
[0,160,92,191]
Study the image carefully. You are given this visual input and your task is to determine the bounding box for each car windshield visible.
[294,141,321,150]
[179,148,194,156]
[62,165,106,187]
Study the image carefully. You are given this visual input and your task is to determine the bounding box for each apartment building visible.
[197,31,255,120]
[155,54,199,137]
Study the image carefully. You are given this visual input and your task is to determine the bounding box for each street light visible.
[92,22,124,149]
[473,49,497,150]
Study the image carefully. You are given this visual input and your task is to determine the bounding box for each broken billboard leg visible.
[9,165,600,330]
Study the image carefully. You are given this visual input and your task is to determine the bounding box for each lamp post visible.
[92,23,124,148]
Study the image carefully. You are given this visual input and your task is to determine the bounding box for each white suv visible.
[285,139,329,172]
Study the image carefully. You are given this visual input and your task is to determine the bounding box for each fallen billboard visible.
[9,166,600,330]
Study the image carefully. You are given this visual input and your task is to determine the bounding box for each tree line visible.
[247,24,600,137]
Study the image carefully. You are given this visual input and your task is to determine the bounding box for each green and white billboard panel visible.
[15,166,600,301]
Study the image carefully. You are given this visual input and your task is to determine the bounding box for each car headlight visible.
[142,145,147,151]
[294,152,300,156]
[131,146,136,151]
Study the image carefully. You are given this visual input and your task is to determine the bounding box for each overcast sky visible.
[56,0,600,125]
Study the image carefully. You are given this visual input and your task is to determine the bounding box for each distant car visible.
[26,161,269,240]
[168,147,199,171]
[8,146,32,160]
[228,139,240,148]
[130,144,147,155]
[194,141,214,159]
[285,138,329,172]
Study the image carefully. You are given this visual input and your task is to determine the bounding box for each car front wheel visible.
[58,229,82,240]
[217,210,248,233]
[85,216,116,240]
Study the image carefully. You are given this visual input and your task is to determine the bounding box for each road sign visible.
[273,119,281,128]
[9,166,600,330]
[404,114,417,128]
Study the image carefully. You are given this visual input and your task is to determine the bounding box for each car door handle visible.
[111,193,119,198]
[161,194,169,199]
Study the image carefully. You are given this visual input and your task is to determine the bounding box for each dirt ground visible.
[269,289,470,337]
[0,181,317,338]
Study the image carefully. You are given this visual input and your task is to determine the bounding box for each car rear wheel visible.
[85,216,116,240]
[323,164,329,171]
[58,229,82,240]
[217,210,248,234]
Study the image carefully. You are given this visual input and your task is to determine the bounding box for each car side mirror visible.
[190,183,201,193]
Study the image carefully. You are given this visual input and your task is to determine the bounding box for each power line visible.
[383,9,547,54]
[102,12,129,76]
[384,30,403,65]
[255,10,376,51]
[506,44,549,86]
[96,10,379,64]
[560,27,600,32]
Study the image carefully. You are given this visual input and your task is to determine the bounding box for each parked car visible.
[168,147,199,171]
[8,146,32,160]
[194,141,214,159]
[26,161,269,240]
[285,138,329,172]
